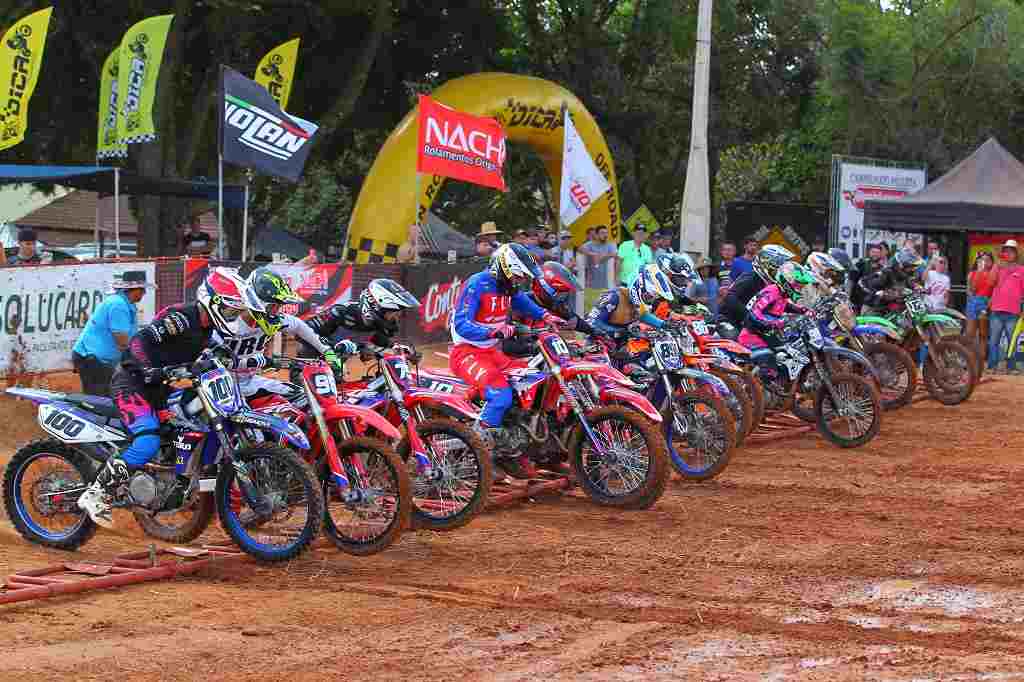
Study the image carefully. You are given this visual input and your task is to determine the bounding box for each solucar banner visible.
[0,7,53,152]
[0,262,156,377]
[832,161,925,260]
[116,14,174,145]
[416,95,507,191]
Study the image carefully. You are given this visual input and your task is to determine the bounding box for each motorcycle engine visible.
[128,470,181,510]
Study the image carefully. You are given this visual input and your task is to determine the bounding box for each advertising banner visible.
[0,7,53,152]
[416,95,507,191]
[221,66,318,182]
[400,262,480,346]
[833,161,926,260]
[183,259,351,319]
[0,262,156,376]
[255,37,300,109]
[96,48,126,159]
[559,109,611,227]
[116,14,174,145]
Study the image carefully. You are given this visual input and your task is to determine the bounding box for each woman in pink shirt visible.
[987,241,1024,373]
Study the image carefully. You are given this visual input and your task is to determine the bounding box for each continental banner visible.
[0,7,53,152]
[255,37,299,109]
[116,14,174,145]
[0,262,156,377]
[96,48,126,159]
[401,261,479,346]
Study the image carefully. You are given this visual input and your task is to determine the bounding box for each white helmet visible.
[196,267,265,338]
[489,242,541,293]
[360,278,420,327]
[629,263,675,307]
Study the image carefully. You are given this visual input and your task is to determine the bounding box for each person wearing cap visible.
[475,221,502,259]
[2,228,44,266]
[72,271,156,395]
[617,222,653,287]
[691,257,719,316]
[988,239,1024,373]
[652,231,671,261]
[556,230,577,269]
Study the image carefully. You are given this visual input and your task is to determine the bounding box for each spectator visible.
[692,257,719,316]
[902,238,919,255]
[967,250,996,364]
[513,229,531,246]
[731,238,758,281]
[850,243,886,312]
[527,229,547,260]
[652,231,672,260]
[3,228,44,265]
[717,242,738,289]
[297,248,320,265]
[579,225,618,306]
[181,218,212,256]
[397,224,421,263]
[72,270,156,396]
[617,223,653,286]
[924,255,951,310]
[988,240,1024,374]
[812,237,826,254]
[475,221,502,260]
[556,230,576,270]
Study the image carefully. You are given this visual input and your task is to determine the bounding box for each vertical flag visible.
[415,95,507,191]
[559,108,611,226]
[116,14,174,145]
[0,7,53,152]
[255,37,300,110]
[96,49,126,159]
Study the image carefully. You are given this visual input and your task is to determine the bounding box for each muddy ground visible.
[1,371,1023,681]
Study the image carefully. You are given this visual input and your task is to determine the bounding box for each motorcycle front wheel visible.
[664,391,736,481]
[569,405,669,509]
[705,370,752,446]
[815,373,882,448]
[216,445,324,563]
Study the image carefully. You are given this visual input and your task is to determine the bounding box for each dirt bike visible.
[249,355,413,556]
[3,352,324,562]
[423,329,670,509]
[747,312,882,448]
[338,343,493,532]
[607,325,737,481]
[859,288,978,405]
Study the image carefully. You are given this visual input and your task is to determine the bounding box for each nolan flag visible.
[116,14,174,145]
[96,48,126,159]
[416,95,506,191]
[559,108,611,226]
[220,66,318,182]
[0,7,53,152]
[255,37,300,109]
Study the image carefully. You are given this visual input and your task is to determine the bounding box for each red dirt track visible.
[1,373,1024,680]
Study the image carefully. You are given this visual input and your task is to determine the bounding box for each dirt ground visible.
[1,371,1024,681]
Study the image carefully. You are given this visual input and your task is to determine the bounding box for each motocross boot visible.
[76,457,130,529]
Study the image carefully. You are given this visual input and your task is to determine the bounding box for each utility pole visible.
[679,0,712,258]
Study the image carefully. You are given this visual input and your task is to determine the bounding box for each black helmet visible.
[889,248,925,281]
[655,252,699,298]
[490,242,541,294]
[828,247,852,272]
[360,279,419,330]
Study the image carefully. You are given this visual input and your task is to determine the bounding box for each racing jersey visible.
[125,303,212,371]
[212,313,328,374]
[743,284,805,335]
[585,288,665,340]
[305,301,396,348]
[449,270,546,348]
[719,271,768,326]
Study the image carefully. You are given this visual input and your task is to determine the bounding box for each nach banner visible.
[416,95,507,191]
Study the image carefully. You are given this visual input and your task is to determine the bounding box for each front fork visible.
[398,403,433,477]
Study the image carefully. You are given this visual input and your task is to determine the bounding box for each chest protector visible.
[607,288,650,326]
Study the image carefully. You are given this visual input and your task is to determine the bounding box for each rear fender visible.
[823,346,880,381]
[598,385,662,422]
[856,315,898,330]
[230,409,310,450]
[322,402,402,440]
[852,324,901,342]
[404,389,480,421]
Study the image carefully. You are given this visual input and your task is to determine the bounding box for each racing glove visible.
[542,312,566,328]
[323,348,345,374]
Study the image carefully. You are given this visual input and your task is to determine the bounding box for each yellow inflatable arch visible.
[344,73,620,263]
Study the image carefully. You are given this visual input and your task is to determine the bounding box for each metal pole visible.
[679,0,713,259]
[217,154,224,259]
[413,172,421,263]
[114,167,121,259]
[241,179,249,262]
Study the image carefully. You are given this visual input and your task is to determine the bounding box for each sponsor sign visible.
[559,108,611,226]
[0,7,52,151]
[0,262,156,376]
[96,48,126,159]
[116,14,174,145]
[402,262,481,345]
[220,66,318,182]
[416,95,507,191]
[833,162,926,259]
[255,37,300,109]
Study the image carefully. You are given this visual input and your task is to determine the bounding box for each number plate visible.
[312,371,338,397]
[806,324,824,348]
[548,336,570,356]
[692,321,709,336]
[200,367,241,416]
[906,296,926,316]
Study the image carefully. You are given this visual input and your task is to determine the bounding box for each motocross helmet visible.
[360,279,420,330]
[629,263,675,308]
[197,267,266,338]
[490,242,541,293]
[806,251,845,288]
[752,244,796,284]
[774,261,816,303]
[532,261,580,317]
[246,267,304,336]
[655,252,700,298]
[889,248,925,282]
[828,247,853,273]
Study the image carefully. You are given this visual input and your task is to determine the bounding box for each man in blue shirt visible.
[72,270,156,395]
[730,238,758,281]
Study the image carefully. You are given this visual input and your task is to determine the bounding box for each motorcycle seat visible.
[748,348,775,365]
[65,393,120,419]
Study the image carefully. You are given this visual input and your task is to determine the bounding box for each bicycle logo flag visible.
[415,94,507,191]
[220,65,318,182]
[0,7,53,152]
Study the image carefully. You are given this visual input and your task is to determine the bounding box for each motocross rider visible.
[858,248,925,315]
[301,278,420,356]
[448,244,565,458]
[77,268,267,528]
[718,245,796,329]
[653,252,705,317]
[523,261,595,336]
[802,251,846,307]
[737,261,816,352]
[585,263,675,346]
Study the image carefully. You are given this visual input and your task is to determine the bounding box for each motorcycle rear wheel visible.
[922,340,977,405]
[569,405,669,509]
[861,341,917,410]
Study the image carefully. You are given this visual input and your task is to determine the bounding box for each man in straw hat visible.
[72,270,157,395]
[475,221,502,259]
